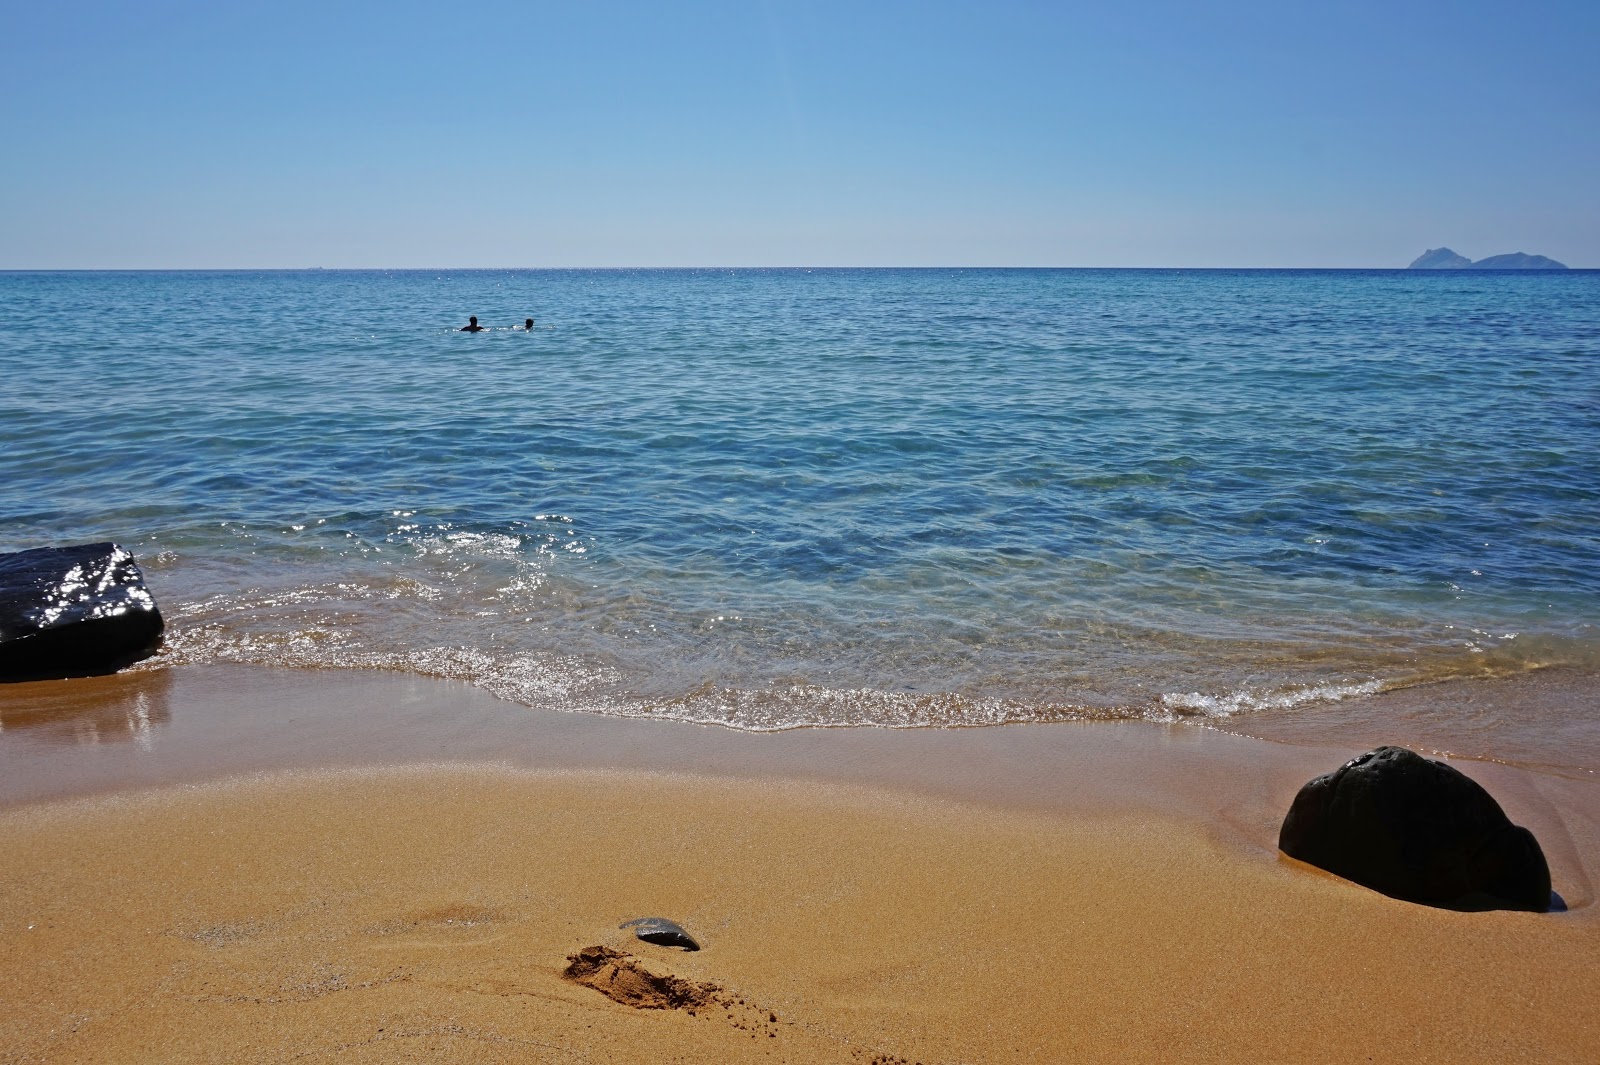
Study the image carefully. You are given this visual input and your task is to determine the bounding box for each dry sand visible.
[2,666,1597,1063]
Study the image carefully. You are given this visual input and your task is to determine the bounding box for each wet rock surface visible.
[1279,745,1552,911]
[0,543,164,682]
[620,916,700,950]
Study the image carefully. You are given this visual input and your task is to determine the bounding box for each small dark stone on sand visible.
[620,916,700,951]
[1279,745,1552,911]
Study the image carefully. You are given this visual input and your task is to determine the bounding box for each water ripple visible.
[2,268,1598,729]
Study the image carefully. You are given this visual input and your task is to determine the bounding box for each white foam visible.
[1158,679,1383,719]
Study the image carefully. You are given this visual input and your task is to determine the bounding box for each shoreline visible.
[2,665,1595,853]
[2,665,1598,1061]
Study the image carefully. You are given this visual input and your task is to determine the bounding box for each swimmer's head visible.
[525,318,534,330]
[469,316,478,326]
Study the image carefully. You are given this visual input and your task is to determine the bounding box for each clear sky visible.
[3,1,1596,268]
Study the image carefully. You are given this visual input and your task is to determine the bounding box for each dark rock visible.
[1408,247,1472,269]
[1279,746,1551,911]
[620,916,700,950]
[0,543,164,682]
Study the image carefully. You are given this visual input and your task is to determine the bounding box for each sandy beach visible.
[2,667,1597,1063]
[6,0,1598,1054]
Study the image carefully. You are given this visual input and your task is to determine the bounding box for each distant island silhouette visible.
[1409,248,1568,270]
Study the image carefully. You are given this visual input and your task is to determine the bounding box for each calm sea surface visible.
[2,269,1597,732]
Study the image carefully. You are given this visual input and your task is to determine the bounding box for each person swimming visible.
[460,316,485,333]
[524,318,535,331]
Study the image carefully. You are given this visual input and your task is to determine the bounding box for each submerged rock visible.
[620,916,701,951]
[1279,746,1551,911]
[0,543,164,682]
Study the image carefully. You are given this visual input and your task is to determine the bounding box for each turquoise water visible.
[2,268,1597,729]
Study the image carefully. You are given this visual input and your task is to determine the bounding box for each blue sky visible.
[2,1,1596,267]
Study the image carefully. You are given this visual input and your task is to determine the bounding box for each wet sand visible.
[1214,666,1600,781]
[2,666,1598,1063]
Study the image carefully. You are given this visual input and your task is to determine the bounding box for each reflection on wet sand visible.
[1214,666,1600,781]
[0,667,172,748]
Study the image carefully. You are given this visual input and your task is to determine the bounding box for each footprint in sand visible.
[363,903,508,946]
[562,946,785,1035]
[180,919,270,947]
[564,946,927,1058]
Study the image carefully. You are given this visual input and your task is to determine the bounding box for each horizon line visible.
[2,264,1591,273]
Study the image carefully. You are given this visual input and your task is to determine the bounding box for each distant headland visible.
[1408,248,1568,270]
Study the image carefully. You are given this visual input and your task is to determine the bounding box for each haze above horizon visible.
[3,1,1596,270]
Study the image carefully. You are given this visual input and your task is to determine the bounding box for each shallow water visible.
[2,268,1597,732]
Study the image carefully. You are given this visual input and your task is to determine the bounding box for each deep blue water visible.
[2,269,1597,728]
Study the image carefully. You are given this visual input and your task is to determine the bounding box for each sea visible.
[2,268,1596,742]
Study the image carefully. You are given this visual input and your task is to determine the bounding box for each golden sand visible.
[1,667,1597,1063]
[2,765,1596,1064]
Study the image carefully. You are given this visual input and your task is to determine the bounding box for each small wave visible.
[1157,679,1385,719]
[605,684,1135,732]
[156,626,620,709]
[154,624,1146,731]
[153,610,1551,733]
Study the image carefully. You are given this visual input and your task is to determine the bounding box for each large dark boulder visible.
[0,543,164,682]
[1279,746,1550,911]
